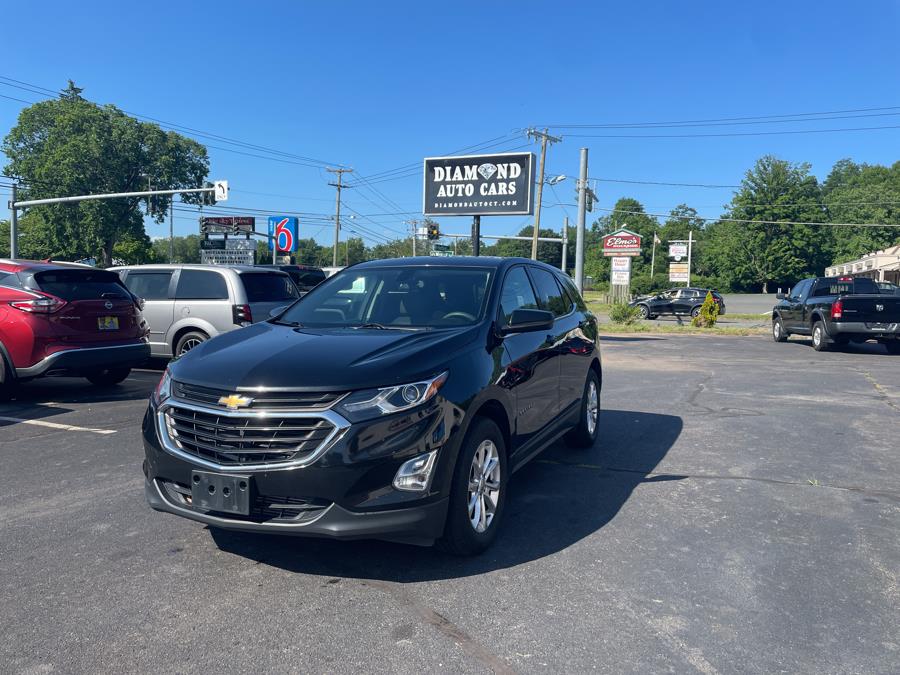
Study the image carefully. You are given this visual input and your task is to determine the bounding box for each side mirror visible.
[775,293,786,300]
[499,309,554,335]
[268,305,288,319]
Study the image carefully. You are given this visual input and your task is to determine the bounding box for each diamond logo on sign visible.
[477,163,497,180]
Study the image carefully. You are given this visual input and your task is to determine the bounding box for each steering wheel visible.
[441,311,476,323]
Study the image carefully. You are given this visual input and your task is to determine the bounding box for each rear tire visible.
[811,322,829,352]
[86,367,131,386]
[772,318,788,342]
[438,418,507,556]
[175,330,208,357]
[690,306,701,318]
[566,369,601,448]
[0,354,14,400]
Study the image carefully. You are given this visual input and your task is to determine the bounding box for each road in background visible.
[1,337,898,673]
[721,293,777,314]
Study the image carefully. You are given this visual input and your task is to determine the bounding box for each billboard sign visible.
[423,152,534,216]
[669,262,689,282]
[669,243,688,261]
[268,216,298,253]
[602,229,642,257]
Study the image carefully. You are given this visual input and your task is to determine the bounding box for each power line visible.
[566,124,900,139]
[590,176,740,188]
[596,206,900,228]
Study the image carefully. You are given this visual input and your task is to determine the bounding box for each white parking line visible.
[0,416,117,435]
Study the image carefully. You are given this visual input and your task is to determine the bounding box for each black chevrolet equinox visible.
[143,257,601,554]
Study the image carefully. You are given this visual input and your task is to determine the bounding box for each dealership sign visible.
[423,152,534,216]
[602,229,642,257]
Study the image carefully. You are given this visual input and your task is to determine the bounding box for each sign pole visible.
[561,216,568,272]
[9,184,18,259]
[687,230,693,287]
[472,215,480,257]
[650,231,657,282]
[575,148,588,292]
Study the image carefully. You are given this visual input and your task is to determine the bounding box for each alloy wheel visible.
[467,440,501,533]
[179,337,204,355]
[586,380,599,436]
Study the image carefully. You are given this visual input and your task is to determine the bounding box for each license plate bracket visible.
[98,316,119,331]
[191,470,251,515]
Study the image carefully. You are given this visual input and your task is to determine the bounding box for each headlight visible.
[338,371,448,421]
[153,369,172,406]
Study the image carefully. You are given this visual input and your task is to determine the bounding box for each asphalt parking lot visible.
[1,336,898,674]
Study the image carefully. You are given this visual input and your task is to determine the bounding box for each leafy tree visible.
[823,159,900,261]
[2,81,208,266]
[482,226,563,266]
[706,155,827,292]
[150,234,201,264]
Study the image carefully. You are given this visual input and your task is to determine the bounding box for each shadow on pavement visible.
[782,338,896,356]
[209,408,683,580]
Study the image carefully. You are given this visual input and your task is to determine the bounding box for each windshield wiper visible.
[354,322,387,330]
[272,319,303,327]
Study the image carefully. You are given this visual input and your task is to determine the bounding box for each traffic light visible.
[202,181,217,206]
[427,223,440,240]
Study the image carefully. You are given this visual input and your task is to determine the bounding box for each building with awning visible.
[825,244,900,284]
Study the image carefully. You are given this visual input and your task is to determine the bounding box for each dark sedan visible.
[630,287,725,319]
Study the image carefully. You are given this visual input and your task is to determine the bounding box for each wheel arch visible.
[169,323,214,356]
[0,340,15,384]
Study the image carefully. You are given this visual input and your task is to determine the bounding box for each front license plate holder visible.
[191,470,251,515]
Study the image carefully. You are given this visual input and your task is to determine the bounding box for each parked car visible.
[142,256,601,554]
[0,259,150,390]
[259,264,326,295]
[630,287,726,319]
[876,281,900,295]
[112,264,299,358]
[772,276,900,353]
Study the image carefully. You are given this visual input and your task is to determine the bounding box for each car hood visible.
[170,321,481,391]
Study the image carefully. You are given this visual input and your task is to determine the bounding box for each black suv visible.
[263,264,326,294]
[630,287,725,319]
[143,257,601,554]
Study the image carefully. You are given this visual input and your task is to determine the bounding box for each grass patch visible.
[725,312,771,320]
[599,322,769,336]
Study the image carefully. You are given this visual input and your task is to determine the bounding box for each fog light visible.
[393,450,438,492]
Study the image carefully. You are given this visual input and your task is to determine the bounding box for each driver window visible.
[499,267,539,325]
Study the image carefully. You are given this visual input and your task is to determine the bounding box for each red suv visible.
[0,260,150,391]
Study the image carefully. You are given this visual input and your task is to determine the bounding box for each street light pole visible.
[575,148,589,292]
[9,184,18,259]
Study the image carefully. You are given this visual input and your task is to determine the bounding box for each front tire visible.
[637,304,650,320]
[86,367,131,386]
[566,369,601,448]
[812,321,829,352]
[438,418,507,556]
[772,318,788,342]
[690,306,701,319]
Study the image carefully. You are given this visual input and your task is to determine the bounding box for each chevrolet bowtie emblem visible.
[218,394,253,410]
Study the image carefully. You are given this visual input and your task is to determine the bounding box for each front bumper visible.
[142,394,461,545]
[17,342,150,378]
[145,477,448,545]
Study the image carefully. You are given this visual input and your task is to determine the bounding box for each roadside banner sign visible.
[611,256,631,272]
[423,152,535,216]
[602,228,642,257]
[669,262,689,282]
[669,243,688,261]
[611,269,630,286]
[268,216,298,253]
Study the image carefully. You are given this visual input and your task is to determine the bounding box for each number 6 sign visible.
[267,216,298,253]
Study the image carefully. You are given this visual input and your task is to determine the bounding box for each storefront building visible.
[825,244,900,284]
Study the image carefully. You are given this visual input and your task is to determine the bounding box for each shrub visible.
[691,291,720,327]
[608,303,642,325]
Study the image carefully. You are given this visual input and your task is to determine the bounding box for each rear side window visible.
[529,267,570,317]
[294,270,326,288]
[124,272,172,300]
[240,273,300,302]
[176,270,229,300]
[559,275,586,311]
[29,269,129,301]
[499,267,539,324]
[811,278,877,297]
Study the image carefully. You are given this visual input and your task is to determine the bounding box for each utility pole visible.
[575,148,589,292]
[327,167,353,267]
[561,216,568,272]
[650,230,658,282]
[169,199,175,263]
[687,230,693,287]
[472,215,480,257]
[9,184,18,258]
[527,128,561,260]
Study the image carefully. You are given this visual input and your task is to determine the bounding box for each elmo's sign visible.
[602,229,642,257]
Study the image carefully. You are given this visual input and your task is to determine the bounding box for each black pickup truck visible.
[772,276,900,353]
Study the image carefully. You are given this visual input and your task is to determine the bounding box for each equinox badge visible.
[218,394,253,410]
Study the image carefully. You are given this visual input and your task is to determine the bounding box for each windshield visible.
[26,269,130,301]
[240,273,300,302]
[277,266,493,328]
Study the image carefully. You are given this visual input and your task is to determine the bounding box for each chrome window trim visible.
[156,398,351,472]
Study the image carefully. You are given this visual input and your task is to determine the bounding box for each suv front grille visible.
[161,403,337,466]
[172,381,345,410]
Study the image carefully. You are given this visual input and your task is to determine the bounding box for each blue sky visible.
[3,0,900,247]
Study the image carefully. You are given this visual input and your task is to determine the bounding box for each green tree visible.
[706,155,827,292]
[151,234,201,264]
[482,226,563,266]
[823,159,900,261]
[2,81,208,266]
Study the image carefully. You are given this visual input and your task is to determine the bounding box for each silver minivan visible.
[112,264,299,357]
